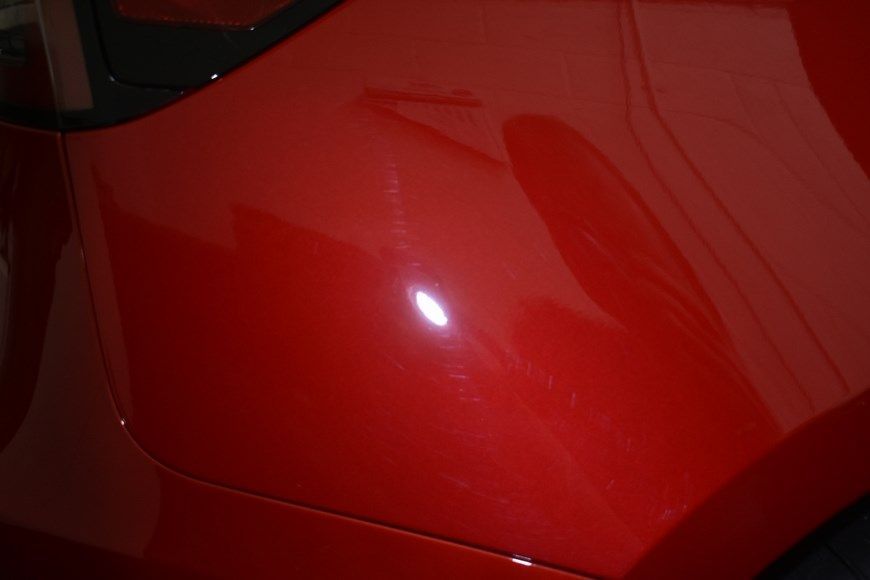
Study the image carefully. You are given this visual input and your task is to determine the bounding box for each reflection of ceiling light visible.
[511,556,533,567]
[415,290,448,327]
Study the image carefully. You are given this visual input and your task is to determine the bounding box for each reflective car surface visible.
[1,0,868,577]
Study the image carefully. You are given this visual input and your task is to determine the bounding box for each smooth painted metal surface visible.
[2,0,868,577]
[66,0,870,576]
[0,123,578,578]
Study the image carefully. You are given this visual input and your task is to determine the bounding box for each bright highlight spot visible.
[511,556,533,567]
[415,290,448,327]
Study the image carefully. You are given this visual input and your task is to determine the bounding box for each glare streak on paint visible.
[511,555,533,567]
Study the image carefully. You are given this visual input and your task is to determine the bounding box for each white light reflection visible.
[414,290,448,327]
[511,555,533,567]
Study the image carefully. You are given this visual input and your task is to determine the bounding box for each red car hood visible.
[66,0,870,576]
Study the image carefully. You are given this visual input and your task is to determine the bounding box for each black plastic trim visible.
[60,0,180,129]
[91,0,344,90]
[1,0,342,130]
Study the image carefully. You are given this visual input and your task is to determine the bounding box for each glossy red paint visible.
[3,0,868,577]
[0,123,581,579]
[61,0,870,576]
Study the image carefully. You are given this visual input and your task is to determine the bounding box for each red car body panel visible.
[0,124,580,579]
[2,0,869,577]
